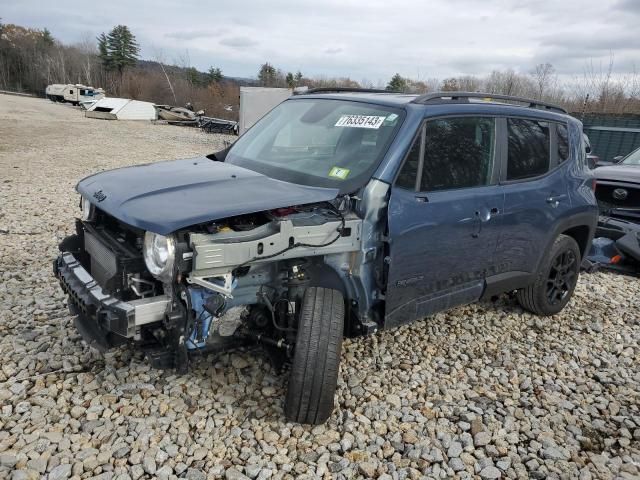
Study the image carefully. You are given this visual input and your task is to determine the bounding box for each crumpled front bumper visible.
[54,252,171,350]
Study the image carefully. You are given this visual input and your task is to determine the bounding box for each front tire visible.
[517,234,581,316]
[285,287,344,424]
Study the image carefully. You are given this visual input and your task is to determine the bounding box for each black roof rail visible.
[298,87,400,95]
[411,91,568,114]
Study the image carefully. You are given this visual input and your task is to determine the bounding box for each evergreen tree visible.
[207,67,223,83]
[186,66,202,86]
[97,32,109,68]
[386,73,407,92]
[285,72,295,88]
[40,28,54,47]
[97,25,139,77]
[258,62,276,87]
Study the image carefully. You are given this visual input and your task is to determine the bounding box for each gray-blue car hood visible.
[77,157,339,235]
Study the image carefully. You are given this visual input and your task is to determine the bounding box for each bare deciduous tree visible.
[531,63,556,99]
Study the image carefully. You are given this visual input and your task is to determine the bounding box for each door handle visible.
[415,194,429,203]
[546,194,567,208]
[472,211,482,238]
[546,194,568,202]
[472,207,498,238]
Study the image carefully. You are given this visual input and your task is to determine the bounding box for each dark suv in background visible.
[593,145,640,223]
[55,90,598,424]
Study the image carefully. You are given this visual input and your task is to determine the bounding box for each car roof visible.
[294,91,419,107]
[291,90,570,119]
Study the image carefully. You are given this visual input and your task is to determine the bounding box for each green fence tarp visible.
[575,114,640,162]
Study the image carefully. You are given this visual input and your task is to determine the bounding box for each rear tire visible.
[516,234,581,316]
[284,287,344,424]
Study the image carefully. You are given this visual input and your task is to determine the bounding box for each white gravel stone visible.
[479,465,502,479]
[48,464,72,480]
[474,431,492,447]
[448,441,463,458]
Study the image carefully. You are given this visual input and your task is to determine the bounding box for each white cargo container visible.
[85,98,157,120]
[45,83,105,105]
[239,87,291,135]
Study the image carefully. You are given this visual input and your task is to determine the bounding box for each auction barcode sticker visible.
[335,115,386,129]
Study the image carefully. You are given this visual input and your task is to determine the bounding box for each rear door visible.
[385,116,504,328]
[496,118,572,274]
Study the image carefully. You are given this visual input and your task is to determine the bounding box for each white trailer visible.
[85,97,157,120]
[239,87,291,135]
[46,84,105,105]
[45,84,67,101]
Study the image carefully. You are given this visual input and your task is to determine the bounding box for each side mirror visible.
[613,155,624,163]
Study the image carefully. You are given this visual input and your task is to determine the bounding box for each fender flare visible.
[533,210,597,273]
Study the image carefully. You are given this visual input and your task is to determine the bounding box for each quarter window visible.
[507,119,550,180]
[421,117,495,191]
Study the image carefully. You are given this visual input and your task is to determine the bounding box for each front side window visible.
[422,117,495,191]
[226,99,404,192]
[507,119,550,180]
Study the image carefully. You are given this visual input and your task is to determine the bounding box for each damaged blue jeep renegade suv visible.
[55,90,598,424]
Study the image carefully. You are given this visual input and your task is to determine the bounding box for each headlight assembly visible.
[143,231,176,281]
[80,196,94,221]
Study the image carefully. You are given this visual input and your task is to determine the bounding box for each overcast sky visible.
[2,0,639,82]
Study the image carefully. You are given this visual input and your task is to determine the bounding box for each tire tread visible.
[285,287,344,424]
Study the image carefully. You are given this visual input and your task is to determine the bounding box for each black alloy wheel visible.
[546,249,578,305]
[516,234,581,316]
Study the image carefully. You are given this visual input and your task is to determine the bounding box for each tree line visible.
[2,20,639,116]
[256,60,640,115]
[382,61,640,114]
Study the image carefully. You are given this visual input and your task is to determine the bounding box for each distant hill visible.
[137,60,258,87]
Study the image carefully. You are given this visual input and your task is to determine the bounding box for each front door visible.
[385,116,504,328]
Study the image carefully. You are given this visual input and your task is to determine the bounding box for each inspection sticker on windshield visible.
[335,114,386,129]
[329,166,350,179]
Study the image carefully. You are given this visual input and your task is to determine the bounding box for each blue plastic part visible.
[187,287,215,350]
[586,237,619,264]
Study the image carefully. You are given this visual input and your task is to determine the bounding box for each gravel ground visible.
[0,94,639,480]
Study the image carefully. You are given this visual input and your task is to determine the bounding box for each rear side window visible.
[557,123,569,163]
[421,117,495,191]
[507,119,550,180]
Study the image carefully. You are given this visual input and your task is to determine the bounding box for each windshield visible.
[622,147,640,165]
[226,98,404,191]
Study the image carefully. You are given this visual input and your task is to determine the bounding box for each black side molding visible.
[481,271,533,300]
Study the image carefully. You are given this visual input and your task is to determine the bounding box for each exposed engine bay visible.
[181,204,363,352]
[55,187,387,370]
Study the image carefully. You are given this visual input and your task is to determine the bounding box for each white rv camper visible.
[45,84,67,102]
[45,84,105,105]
